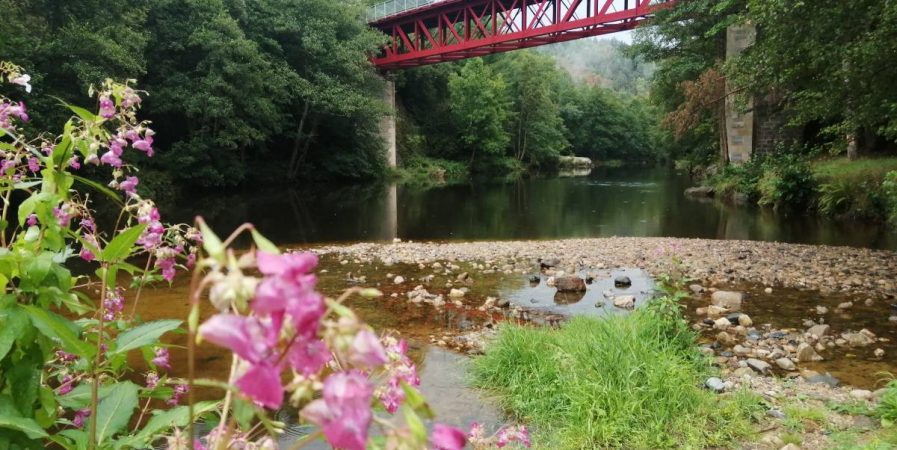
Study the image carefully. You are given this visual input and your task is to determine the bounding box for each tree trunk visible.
[287,102,311,180]
[846,133,859,161]
[291,116,319,181]
[718,101,729,165]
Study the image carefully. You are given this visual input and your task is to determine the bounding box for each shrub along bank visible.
[470,292,762,449]
[705,155,897,225]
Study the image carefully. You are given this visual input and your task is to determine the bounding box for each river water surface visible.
[163,166,897,249]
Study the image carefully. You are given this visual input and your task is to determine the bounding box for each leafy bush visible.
[884,171,897,225]
[757,154,816,208]
[471,292,760,448]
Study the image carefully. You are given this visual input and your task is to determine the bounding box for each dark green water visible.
[165,166,897,249]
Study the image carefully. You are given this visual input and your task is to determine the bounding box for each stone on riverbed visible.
[689,284,705,294]
[806,324,830,338]
[711,291,743,310]
[796,343,824,362]
[775,358,796,371]
[747,358,772,374]
[707,305,728,318]
[554,276,587,292]
[705,377,725,393]
[685,186,715,197]
[614,276,632,288]
[613,295,636,309]
[843,330,875,347]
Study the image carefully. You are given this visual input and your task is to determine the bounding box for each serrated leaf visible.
[90,382,139,445]
[112,320,181,354]
[21,305,95,358]
[101,224,147,263]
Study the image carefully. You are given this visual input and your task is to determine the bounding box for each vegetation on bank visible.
[703,154,897,224]
[471,292,762,449]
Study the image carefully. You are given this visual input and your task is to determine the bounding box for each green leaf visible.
[198,220,224,261]
[57,384,114,410]
[101,224,147,263]
[0,306,28,360]
[0,415,49,439]
[401,383,434,419]
[127,402,218,447]
[71,175,123,206]
[90,382,139,445]
[17,195,39,227]
[250,229,279,253]
[54,97,97,123]
[402,405,427,443]
[112,320,182,354]
[21,305,95,358]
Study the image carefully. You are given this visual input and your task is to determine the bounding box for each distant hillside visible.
[538,38,654,96]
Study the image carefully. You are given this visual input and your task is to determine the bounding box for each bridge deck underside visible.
[370,0,669,70]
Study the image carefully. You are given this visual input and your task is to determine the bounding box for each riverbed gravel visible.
[311,237,897,299]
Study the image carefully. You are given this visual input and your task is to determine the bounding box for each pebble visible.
[449,289,465,298]
[875,348,886,358]
[837,301,853,310]
[775,358,796,371]
[764,287,773,294]
[796,343,824,362]
[816,306,828,315]
[393,276,405,284]
[747,358,771,374]
[850,389,873,400]
[705,377,725,393]
[613,296,636,309]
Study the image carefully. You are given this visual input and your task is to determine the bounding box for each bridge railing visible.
[367,0,444,22]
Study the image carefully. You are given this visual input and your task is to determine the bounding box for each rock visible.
[780,444,802,450]
[456,272,470,282]
[806,373,840,387]
[538,258,560,269]
[733,367,755,378]
[393,276,405,284]
[816,305,828,315]
[449,289,465,298]
[806,324,831,338]
[850,389,873,400]
[747,358,771,374]
[545,276,557,287]
[613,295,636,309]
[844,332,875,347]
[707,305,729,318]
[555,276,587,292]
[764,287,773,294]
[733,345,749,356]
[837,301,853,310]
[711,291,743,310]
[528,275,540,284]
[496,298,511,308]
[713,318,731,330]
[775,358,796,371]
[695,307,708,316]
[685,186,715,197]
[716,331,736,347]
[796,343,824,362]
[875,348,886,358]
[614,276,632,288]
[689,284,705,294]
[738,314,753,327]
[705,377,725,393]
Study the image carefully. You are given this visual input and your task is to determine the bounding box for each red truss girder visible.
[370,0,674,70]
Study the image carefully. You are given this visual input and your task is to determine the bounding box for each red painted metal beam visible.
[370,0,675,70]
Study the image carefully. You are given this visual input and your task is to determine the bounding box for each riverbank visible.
[307,237,897,448]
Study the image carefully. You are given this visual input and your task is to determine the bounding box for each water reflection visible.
[160,167,897,249]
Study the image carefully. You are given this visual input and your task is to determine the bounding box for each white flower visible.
[10,74,32,93]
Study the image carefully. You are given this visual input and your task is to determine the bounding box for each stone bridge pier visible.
[380,74,397,168]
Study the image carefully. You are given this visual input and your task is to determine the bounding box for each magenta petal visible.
[256,251,287,275]
[348,330,388,369]
[199,315,269,363]
[431,424,468,450]
[235,363,284,409]
[287,339,331,376]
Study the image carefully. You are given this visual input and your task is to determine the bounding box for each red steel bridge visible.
[368,0,674,70]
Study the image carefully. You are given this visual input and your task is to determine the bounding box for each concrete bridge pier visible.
[380,74,397,168]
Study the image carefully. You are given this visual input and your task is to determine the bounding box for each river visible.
[162,166,897,249]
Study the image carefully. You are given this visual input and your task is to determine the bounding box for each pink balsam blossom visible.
[301,371,374,450]
[431,424,467,450]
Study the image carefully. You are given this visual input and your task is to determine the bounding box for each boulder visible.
[685,186,715,197]
[796,343,824,362]
[850,389,873,401]
[613,295,636,309]
[806,373,840,387]
[614,276,632,288]
[746,358,771,374]
[449,289,466,298]
[806,324,830,338]
[713,318,731,330]
[716,331,736,347]
[555,276,587,292]
[689,284,705,294]
[775,358,796,371]
[711,291,744,310]
[843,332,875,347]
[738,314,753,327]
[705,377,725,393]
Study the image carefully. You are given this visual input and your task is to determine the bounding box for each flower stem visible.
[88,263,110,450]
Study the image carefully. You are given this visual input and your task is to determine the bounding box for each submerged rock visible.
[806,373,840,387]
[613,295,636,309]
[555,276,587,292]
[711,291,743,310]
[614,276,632,288]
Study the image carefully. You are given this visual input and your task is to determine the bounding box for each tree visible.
[447,59,511,167]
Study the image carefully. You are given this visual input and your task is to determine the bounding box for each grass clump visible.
[471,295,761,449]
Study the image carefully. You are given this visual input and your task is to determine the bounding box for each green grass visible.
[471,298,761,449]
[812,157,897,182]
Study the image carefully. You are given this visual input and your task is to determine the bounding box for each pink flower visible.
[199,315,285,409]
[146,372,160,389]
[496,425,531,448]
[99,96,115,119]
[287,339,331,377]
[73,408,91,428]
[103,291,124,321]
[431,424,467,450]
[80,247,96,262]
[133,135,154,157]
[26,214,38,227]
[157,256,176,282]
[379,382,404,414]
[301,371,373,450]
[11,74,32,93]
[253,252,323,338]
[119,176,139,195]
[69,156,81,170]
[53,206,72,227]
[153,347,171,370]
[168,384,188,406]
[57,375,75,395]
[27,157,40,173]
[348,329,388,369]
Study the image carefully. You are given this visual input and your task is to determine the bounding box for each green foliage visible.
[876,379,897,426]
[447,59,511,167]
[885,171,897,225]
[756,154,815,209]
[814,158,897,219]
[471,293,759,449]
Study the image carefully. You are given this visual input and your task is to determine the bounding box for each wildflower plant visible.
[0,62,530,449]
